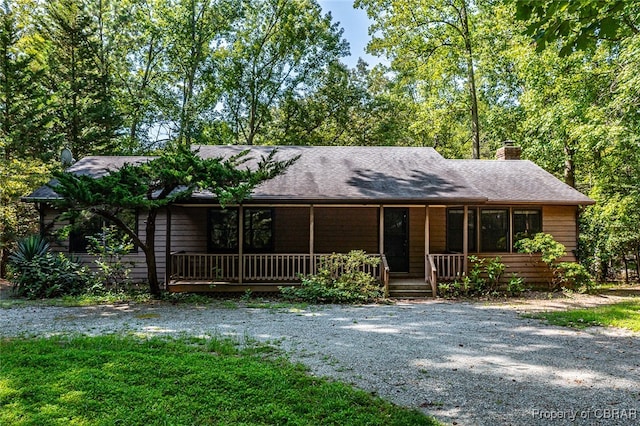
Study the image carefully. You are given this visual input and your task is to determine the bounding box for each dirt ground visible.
[2,275,638,312]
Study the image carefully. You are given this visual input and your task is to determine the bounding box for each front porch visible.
[163,204,472,297]
[166,251,466,298]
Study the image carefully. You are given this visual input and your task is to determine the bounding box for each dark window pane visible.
[208,209,238,252]
[69,214,103,253]
[244,209,273,252]
[513,210,541,243]
[480,209,509,252]
[69,211,137,253]
[447,208,476,253]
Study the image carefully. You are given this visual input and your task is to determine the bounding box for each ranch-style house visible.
[25,143,594,297]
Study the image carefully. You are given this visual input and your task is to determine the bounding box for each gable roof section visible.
[24,145,594,205]
[195,145,486,203]
[448,160,594,205]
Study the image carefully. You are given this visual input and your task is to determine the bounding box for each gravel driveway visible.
[1,299,639,425]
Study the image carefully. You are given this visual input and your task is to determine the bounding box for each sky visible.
[317,0,384,68]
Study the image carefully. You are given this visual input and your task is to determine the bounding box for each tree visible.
[49,144,297,295]
[1,0,57,161]
[160,0,238,145]
[0,153,52,278]
[219,0,348,145]
[38,0,122,157]
[108,0,171,152]
[356,0,481,158]
[514,0,639,55]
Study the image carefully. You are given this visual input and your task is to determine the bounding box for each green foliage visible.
[8,235,92,298]
[7,234,49,263]
[556,262,593,291]
[50,144,297,294]
[220,0,348,145]
[514,0,639,55]
[438,256,509,298]
[515,233,566,265]
[0,336,437,425]
[516,232,593,290]
[86,225,135,290]
[280,250,383,303]
[506,274,526,296]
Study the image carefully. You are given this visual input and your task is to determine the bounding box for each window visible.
[208,209,239,252]
[244,208,273,252]
[207,208,274,253]
[480,209,509,252]
[447,208,476,252]
[69,210,137,253]
[513,209,542,243]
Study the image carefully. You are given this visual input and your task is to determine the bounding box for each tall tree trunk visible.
[563,143,576,188]
[144,209,160,295]
[460,1,480,159]
[636,246,640,281]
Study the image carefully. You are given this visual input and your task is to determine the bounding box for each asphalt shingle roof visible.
[25,145,594,206]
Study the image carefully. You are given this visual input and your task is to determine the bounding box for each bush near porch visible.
[280,250,383,303]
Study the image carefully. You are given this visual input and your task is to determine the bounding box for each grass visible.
[0,288,310,311]
[527,300,640,331]
[0,335,438,426]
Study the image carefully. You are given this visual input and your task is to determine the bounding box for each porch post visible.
[309,205,315,274]
[164,206,172,286]
[424,205,430,256]
[379,205,384,255]
[463,205,469,275]
[238,205,244,284]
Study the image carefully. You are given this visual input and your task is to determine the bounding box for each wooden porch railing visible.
[171,253,239,281]
[425,254,466,296]
[170,252,389,288]
[244,254,312,281]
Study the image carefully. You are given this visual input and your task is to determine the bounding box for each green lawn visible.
[528,300,640,332]
[0,335,438,425]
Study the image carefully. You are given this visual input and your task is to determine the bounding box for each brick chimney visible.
[496,140,521,160]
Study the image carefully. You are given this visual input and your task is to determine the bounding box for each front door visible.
[384,208,409,273]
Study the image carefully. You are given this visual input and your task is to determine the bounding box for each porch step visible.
[388,289,433,298]
[387,280,434,298]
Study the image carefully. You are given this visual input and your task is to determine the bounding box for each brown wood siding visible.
[42,207,167,282]
[474,253,553,288]
[543,205,578,261]
[314,207,378,253]
[170,207,209,253]
[429,207,447,253]
[408,207,426,277]
[274,207,309,253]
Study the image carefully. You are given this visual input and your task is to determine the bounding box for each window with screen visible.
[69,210,137,253]
[513,209,542,243]
[447,208,477,253]
[480,209,509,252]
[244,208,273,252]
[208,209,239,253]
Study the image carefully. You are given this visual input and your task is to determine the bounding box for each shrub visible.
[87,226,135,291]
[280,250,383,303]
[440,256,508,298]
[8,235,92,299]
[557,262,593,291]
[506,274,526,296]
[516,232,593,291]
